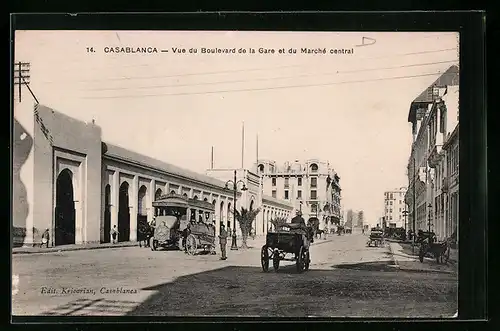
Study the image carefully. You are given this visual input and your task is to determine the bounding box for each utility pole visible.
[14,62,31,102]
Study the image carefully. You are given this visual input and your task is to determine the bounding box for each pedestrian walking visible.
[182,223,191,253]
[110,225,119,244]
[219,223,228,260]
[41,228,50,248]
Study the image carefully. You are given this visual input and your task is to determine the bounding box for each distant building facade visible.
[404,65,459,242]
[383,187,408,229]
[254,159,342,228]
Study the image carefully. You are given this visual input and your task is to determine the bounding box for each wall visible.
[32,105,102,245]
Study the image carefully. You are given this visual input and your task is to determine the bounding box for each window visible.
[272,178,276,186]
[310,177,317,188]
[311,204,317,213]
[284,177,289,188]
[310,190,317,200]
[399,208,401,212]
[298,177,302,186]
[297,190,302,199]
[390,201,393,205]
[284,190,289,199]
[390,209,393,213]
[389,193,393,199]
[272,190,276,198]
[310,163,318,172]
[389,216,393,220]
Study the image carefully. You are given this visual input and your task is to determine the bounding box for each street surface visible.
[12,234,457,318]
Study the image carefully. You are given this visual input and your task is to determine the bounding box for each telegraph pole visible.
[14,62,31,102]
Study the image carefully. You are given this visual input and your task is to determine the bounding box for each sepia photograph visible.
[12,30,460,318]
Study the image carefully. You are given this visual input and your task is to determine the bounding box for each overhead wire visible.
[84,59,458,92]
[82,71,450,99]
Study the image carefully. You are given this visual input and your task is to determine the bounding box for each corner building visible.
[254,159,342,229]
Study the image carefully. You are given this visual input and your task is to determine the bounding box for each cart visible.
[261,223,313,273]
[149,215,186,251]
[419,237,451,264]
[151,193,216,255]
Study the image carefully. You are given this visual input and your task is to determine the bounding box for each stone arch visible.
[155,188,163,200]
[310,163,319,172]
[219,200,225,229]
[138,185,148,216]
[227,202,232,228]
[258,164,265,173]
[103,184,111,243]
[193,195,199,200]
[183,193,188,197]
[55,168,76,246]
[118,181,131,242]
[171,190,177,195]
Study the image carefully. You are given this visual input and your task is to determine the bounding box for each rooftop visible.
[103,142,228,190]
[407,65,459,123]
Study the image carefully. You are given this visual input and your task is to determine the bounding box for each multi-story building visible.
[254,159,342,228]
[405,65,459,240]
[383,187,408,229]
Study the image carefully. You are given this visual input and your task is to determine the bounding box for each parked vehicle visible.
[150,193,216,255]
[367,227,384,247]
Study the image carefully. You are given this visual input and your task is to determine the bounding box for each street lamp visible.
[402,208,409,235]
[225,169,248,250]
[427,203,433,233]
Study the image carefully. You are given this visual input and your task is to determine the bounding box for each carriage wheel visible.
[273,251,280,272]
[261,245,270,272]
[186,234,197,255]
[304,249,310,271]
[150,238,157,251]
[296,246,306,273]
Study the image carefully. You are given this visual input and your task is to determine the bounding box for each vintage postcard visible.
[12,30,459,318]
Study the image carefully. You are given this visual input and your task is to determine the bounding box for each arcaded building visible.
[13,105,292,247]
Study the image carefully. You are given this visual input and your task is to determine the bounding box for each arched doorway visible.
[219,201,224,230]
[227,202,232,228]
[55,169,76,246]
[118,182,130,242]
[103,184,111,243]
[155,188,163,200]
[137,185,148,243]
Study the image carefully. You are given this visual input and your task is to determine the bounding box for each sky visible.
[14,30,459,226]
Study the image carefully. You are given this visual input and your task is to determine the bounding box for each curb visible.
[13,243,138,255]
[388,243,457,275]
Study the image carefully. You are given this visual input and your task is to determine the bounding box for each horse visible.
[138,221,153,248]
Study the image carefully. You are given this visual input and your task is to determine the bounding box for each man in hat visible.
[219,223,228,260]
[291,210,306,227]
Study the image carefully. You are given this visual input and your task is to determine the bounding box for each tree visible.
[234,207,261,249]
[357,210,364,227]
[269,216,288,232]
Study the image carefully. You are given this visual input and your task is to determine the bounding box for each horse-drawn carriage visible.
[261,223,314,273]
[417,231,451,264]
[367,228,384,247]
[150,193,216,255]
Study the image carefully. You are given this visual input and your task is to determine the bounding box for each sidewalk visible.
[12,241,138,255]
[13,234,334,255]
[389,242,458,274]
